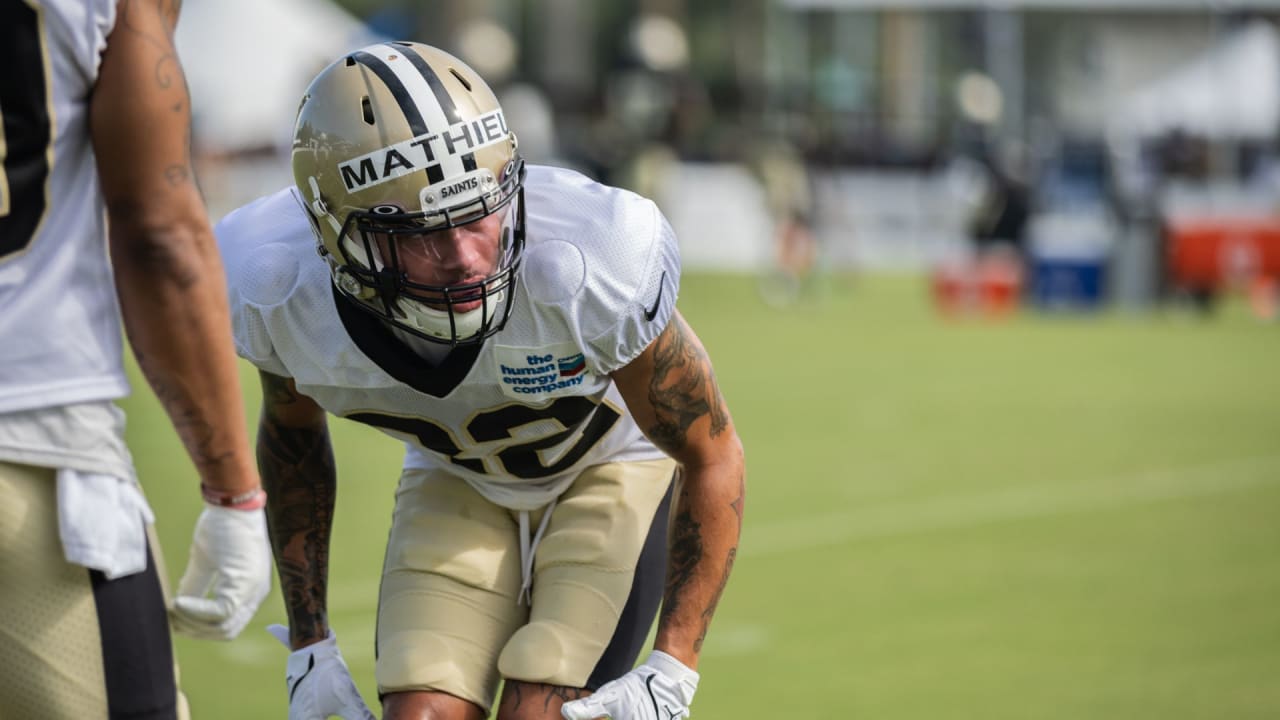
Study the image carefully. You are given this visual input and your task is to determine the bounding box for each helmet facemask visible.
[331,161,526,347]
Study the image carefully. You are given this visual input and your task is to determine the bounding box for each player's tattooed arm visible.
[94,0,260,499]
[256,370,336,648]
[611,310,746,669]
[644,313,731,451]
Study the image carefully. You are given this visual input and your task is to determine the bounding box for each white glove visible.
[267,624,376,720]
[561,650,699,720]
[170,504,272,640]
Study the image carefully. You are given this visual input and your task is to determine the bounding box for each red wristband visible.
[201,484,267,511]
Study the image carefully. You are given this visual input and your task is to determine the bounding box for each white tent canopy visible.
[1114,21,1280,141]
[176,0,380,154]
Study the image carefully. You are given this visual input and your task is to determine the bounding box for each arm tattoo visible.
[660,494,703,626]
[119,229,200,288]
[258,375,335,644]
[132,349,230,468]
[646,315,731,453]
[116,1,182,90]
[695,547,737,652]
[163,164,190,187]
[700,472,745,649]
[263,371,304,408]
[661,472,744,651]
[730,472,745,523]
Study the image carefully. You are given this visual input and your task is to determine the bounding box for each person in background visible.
[0,2,272,718]
[749,135,819,306]
[216,41,745,720]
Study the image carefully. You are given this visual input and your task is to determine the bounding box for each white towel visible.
[57,468,156,579]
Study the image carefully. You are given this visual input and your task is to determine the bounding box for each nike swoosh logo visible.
[644,271,667,322]
[287,654,316,703]
[645,673,662,718]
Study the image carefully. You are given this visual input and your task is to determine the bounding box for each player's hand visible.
[561,650,699,720]
[267,624,376,720]
[170,504,272,640]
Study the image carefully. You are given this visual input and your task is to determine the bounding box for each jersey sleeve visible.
[87,0,116,77]
[37,0,117,86]
[583,200,681,375]
[215,195,299,378]
[227,292,291,378]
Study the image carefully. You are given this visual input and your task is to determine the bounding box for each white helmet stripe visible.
[347,51,428,137]
[362,43,469,181]
[395,44,479,173]
[347,50,447,185]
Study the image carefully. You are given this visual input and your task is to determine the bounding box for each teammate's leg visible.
[0,461,180,719]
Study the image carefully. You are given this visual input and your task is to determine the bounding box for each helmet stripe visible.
[348,51,430,138]
[349,50,449,184]
[394,44,479,173]
[360,44,469,181]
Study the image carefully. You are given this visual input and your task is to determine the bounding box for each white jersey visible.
[218,165,679,509]
[0,0,138,480]
[0,0,125,413]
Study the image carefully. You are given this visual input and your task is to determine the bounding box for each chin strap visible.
[306,176,344,238]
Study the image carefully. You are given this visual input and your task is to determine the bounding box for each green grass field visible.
[124,274,1280,719]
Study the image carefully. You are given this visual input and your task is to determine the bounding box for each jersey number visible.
[0,0,53,261]
[349,396,621,480]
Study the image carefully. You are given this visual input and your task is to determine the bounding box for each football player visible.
[0,2,271,718]
[217,42,745,720]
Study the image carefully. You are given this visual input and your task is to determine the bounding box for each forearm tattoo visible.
[661,470,745,651]
[132,350,228,469]
[646,314,730,453]
[695,547,736,652]
[661,499,703,626]
[730,471,746,524]
[258,375,335,644]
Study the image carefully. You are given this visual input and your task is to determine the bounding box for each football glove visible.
[561,650,699,720]
[170,504,272,640]
[267,624,376,720]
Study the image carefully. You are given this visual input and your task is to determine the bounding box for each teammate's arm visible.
[610,310,746,670]
[90,0,258,498]
[91,0,271,641]
[256,370,338,649]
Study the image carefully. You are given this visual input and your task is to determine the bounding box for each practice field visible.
[125,274,1280,719]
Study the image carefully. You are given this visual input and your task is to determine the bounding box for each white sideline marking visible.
[701,624,771,658]
[216,618,379,666]
[742,455,1280,559]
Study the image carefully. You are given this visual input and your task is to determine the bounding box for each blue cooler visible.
[1030,255,1107,309]
[1027,212,1114,311]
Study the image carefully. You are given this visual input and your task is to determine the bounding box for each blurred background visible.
[179,0,1280,314]
[134,1,1280,717]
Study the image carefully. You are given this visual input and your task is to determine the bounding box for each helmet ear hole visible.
[449,68,472,92]
[361,96,375,125]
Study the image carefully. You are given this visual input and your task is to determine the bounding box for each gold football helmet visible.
[292,41,525,345]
